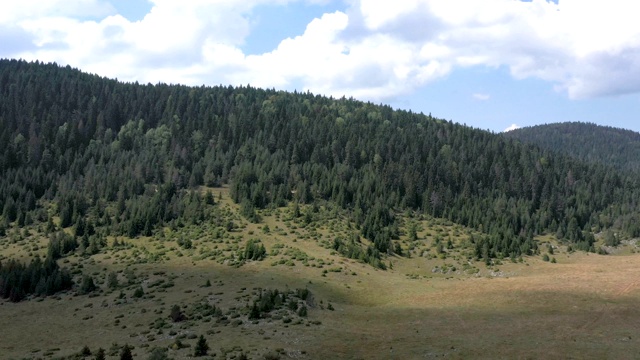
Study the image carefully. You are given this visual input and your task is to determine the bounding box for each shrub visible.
[147,347,169,360]
[133,286,144,298]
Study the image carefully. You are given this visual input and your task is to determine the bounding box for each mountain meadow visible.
[2,59,640,359]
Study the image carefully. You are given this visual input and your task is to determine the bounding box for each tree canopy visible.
[2,59,640,261]
[504,122,640,173]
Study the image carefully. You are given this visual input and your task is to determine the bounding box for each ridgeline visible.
[504,122,640,173]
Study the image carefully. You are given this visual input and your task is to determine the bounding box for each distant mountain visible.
[503,122,640,173]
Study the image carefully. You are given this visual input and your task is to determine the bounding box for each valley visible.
[3,59,640,360]
[2,188,639,359]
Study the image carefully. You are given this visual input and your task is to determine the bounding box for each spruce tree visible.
[194,335,209,357]
[170,304,184,322]
[120,344,133,360]
[80,275,97,294]
[80,345,92,357]
[94,348,106,360]
[107,271,119,289]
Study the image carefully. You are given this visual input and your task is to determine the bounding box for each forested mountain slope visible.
[2,59,640,262]
[503,122,640,173]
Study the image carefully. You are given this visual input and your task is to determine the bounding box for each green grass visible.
[2,190,640,359]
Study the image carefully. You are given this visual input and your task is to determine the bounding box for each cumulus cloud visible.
[2,0,640,101]
[503,124,521,132]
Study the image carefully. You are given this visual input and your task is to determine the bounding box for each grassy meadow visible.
[1,188,640,359]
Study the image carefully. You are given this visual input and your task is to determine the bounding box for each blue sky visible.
[1,0,639,133]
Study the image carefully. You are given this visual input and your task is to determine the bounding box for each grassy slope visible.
[1,190,640,359]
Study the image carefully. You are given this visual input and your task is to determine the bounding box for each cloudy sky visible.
[2,0,640,133]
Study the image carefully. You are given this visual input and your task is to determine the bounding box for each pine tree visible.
[94,348,106,360]
[80,345,92,357]
[80,275,97,294]
[170,304,185,322]
[120,344,133,360]
[249,302,260,320]
[107,271,119,289]
[194,335,209,357]
[408,223,418,241]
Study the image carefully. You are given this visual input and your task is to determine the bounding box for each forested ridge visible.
[504,122,640,174]
[2,59,640,264]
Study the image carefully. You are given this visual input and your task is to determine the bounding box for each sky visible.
[1,0,640,133]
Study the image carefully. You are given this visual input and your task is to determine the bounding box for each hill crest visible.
[504,122,640,173]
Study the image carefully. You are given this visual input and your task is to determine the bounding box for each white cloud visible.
[473,93,490,101]
[2,0,640,101]
[503,124,520,132]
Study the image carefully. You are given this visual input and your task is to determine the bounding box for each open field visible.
[2,190,640,359]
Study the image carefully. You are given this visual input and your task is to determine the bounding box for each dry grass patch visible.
[3,201,640,359]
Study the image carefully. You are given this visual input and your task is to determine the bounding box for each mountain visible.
[503,122,640,173]
[2,58,640,264]
[6,59,640,360]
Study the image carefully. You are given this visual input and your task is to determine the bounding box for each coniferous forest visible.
[504,122,640,174]
[2,58,640,271]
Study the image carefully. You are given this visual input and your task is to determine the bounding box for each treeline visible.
[2,59,640,261]
[0,255,73,302]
